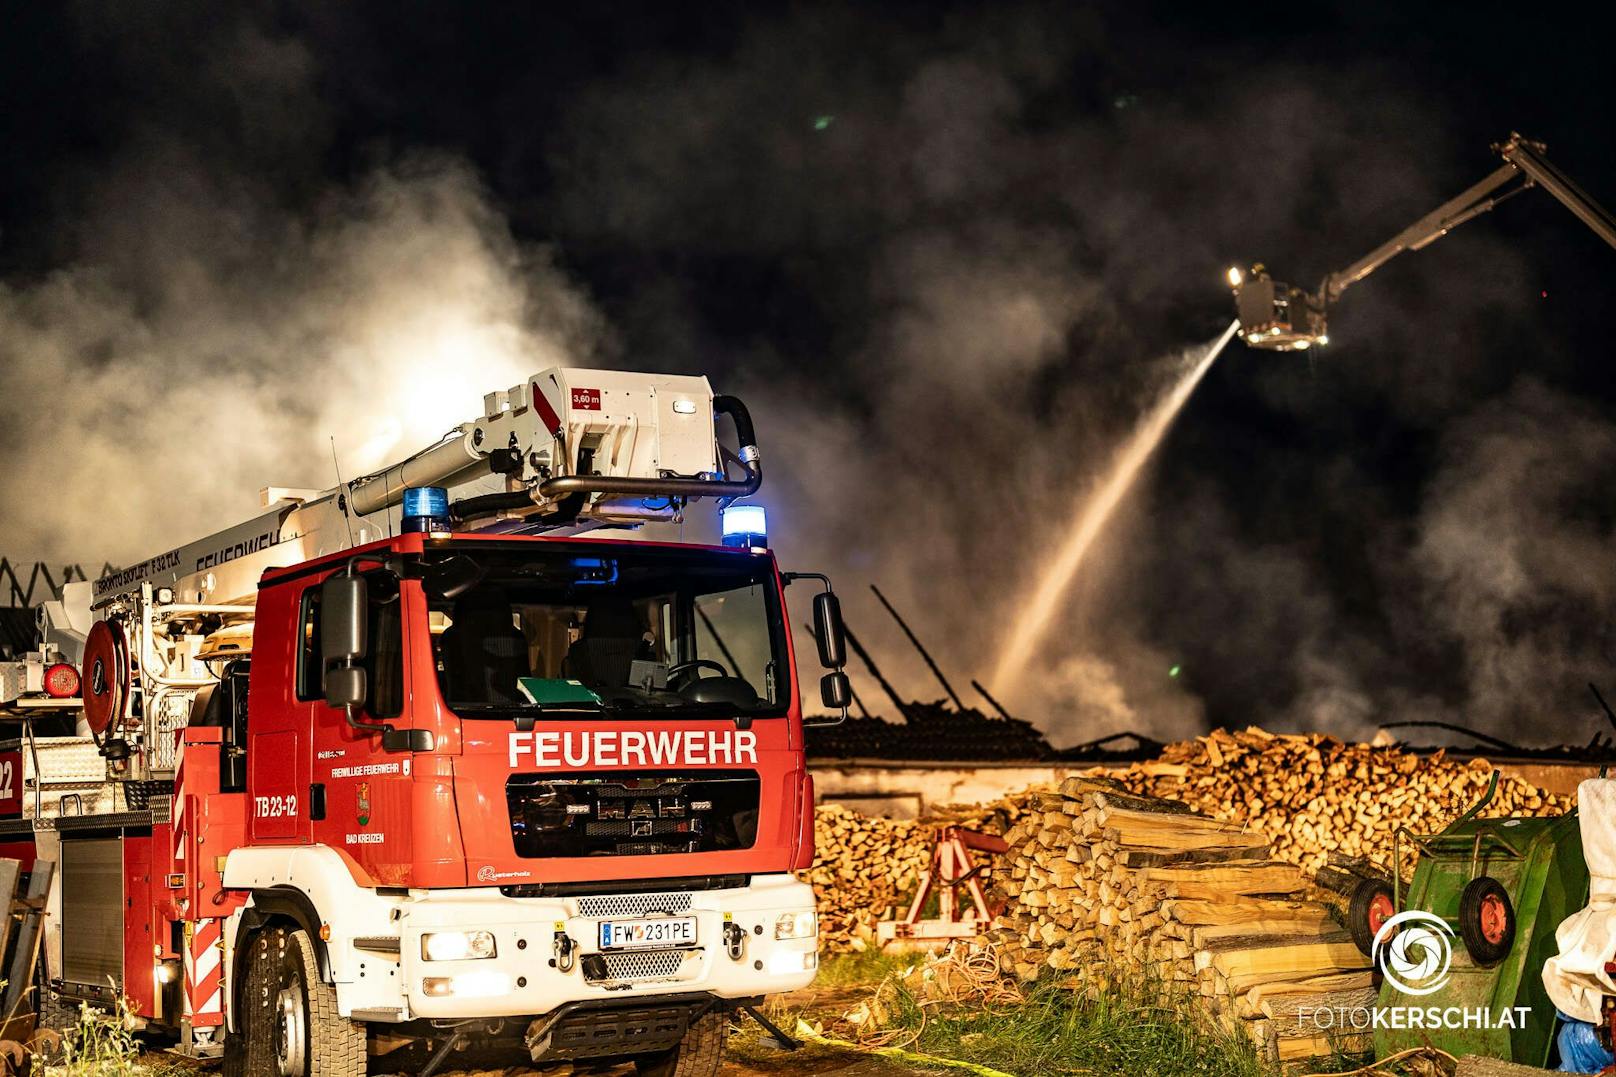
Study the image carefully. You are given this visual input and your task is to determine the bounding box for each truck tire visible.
[237,930,281,1076]
[223,933,266,1077]
[34,984,86,1065]
[221,1027,247,1077]
[635,1009,727,1077]
[242,925,366,1077]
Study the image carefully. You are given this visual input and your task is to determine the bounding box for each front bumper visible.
[396,873,817,1019]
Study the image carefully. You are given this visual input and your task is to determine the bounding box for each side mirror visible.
[812,592,846,669]
[321,574,368,709]
[820,671,851,710]
[325,665,367,711]
[322,574,368,665]
[785,571,850,727]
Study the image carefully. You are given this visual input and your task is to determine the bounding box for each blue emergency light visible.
[721,505,768,550]
[571,556,619,584]
[402,486,451,534]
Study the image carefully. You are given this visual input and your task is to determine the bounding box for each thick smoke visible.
[0,154,601,566]
[1411,380,1616,738]
[539,13,1571,745]
[4,6,1610,748]
[0,8,603,568]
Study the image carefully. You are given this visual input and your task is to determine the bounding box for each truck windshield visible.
[422,544,788,718]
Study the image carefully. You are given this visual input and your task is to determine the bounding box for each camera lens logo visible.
[1372,911,1454,995]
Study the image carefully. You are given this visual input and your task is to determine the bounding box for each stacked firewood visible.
[991,775,1374,1063]
[809,731,1575,1058]
[808,805,933,952]
[1112,728,1574,875]
[810,799,1029,952]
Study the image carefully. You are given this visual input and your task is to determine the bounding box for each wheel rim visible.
[1480,893,1509,945]
[275,984,307,1077]
[1368,893,1394,935]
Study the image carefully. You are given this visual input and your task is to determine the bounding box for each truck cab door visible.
[248,582,321,843]
[305,570,414,883]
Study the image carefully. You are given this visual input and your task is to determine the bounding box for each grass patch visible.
[814,950,915,987]
[728,951,915,1066]
[734,950,1337,1077]
[728,1026,862,1069]
[886,974,1273,1077]
[50,999,142,1076]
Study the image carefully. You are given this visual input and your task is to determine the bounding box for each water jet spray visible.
[988,320,1240,698]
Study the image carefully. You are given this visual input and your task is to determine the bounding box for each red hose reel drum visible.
[81,619,130,735]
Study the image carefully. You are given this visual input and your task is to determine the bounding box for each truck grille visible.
[500,874,746,900]
[576,893,693,918]
[589,949,692,983]
[507,772,759,859]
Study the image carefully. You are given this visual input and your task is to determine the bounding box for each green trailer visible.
[1351,773,1588,1065]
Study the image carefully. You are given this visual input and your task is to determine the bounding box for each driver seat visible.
[565,599,649,689]
[442,592,530,704]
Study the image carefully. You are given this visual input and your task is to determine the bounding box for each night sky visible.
[4,2,1616,747]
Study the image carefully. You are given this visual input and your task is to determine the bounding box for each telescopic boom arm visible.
[1230,133,1616,350]
[1503,134,1616,251]
[1320,161,1525,303]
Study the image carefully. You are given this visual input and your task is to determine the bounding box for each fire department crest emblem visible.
[357,782,371,827]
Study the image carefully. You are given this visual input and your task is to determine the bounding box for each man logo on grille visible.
[1373,910,1454,995]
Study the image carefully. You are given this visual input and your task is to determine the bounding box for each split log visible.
[1141,862,1307,899]
[1163,898,1330,927]
[1207,940,1370,993]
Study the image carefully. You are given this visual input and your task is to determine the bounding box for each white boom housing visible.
[89,366,757,610]
[12,366,761,776]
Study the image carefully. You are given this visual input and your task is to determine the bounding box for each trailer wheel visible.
[1458,876,1516,966]
[243,926,366,1077]
[635,1008,727,1077]
[1347,878,1396,956]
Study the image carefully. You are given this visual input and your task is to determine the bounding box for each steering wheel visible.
[667,659,731,689]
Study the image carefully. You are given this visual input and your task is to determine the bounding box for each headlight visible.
[774,911,817,940]
[421,930,497,961]
[421,971,511,998]
[765,950,819,976]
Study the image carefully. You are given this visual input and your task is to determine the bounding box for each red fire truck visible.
[1,368,850,1076]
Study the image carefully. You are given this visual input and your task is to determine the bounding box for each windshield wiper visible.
[450,700,606,731]
[451,698,761,729]
[452,702,605,715]
[652,699,758,729]
[513,706,604,731]
[579,695,756,728]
